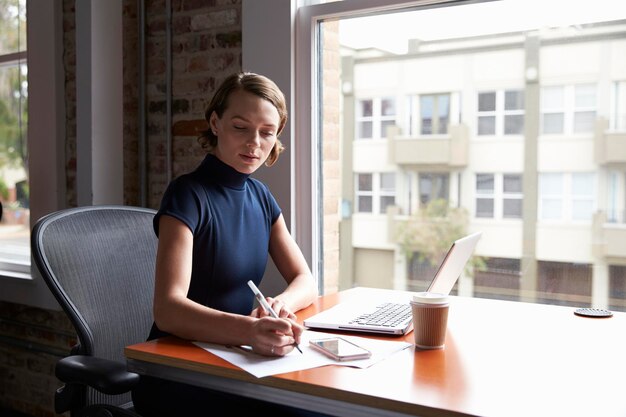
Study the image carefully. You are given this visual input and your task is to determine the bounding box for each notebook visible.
[303,231,482,335]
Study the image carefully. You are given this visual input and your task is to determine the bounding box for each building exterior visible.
[339,21,626,311]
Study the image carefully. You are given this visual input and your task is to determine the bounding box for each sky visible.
[339,0,626,54]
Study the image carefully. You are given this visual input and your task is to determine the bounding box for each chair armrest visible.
[56,355,140,395]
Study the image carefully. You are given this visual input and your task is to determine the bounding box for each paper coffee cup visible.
[410,292,449,349]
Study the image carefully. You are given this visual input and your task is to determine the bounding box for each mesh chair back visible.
[32,205,158,409]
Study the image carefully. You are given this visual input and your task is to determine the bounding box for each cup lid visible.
[412,292,449,304]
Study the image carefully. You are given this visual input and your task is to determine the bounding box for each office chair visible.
[32,205,158,417]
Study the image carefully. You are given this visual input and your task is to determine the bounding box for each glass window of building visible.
[304,0,625,312]
[0,0,28,278]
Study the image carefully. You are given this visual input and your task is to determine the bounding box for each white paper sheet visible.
[193,330,412,378]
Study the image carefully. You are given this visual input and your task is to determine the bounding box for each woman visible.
[132,72,320,416]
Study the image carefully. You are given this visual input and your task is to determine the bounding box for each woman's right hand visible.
[249,316,303,356]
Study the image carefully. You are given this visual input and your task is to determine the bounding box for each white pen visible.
[247,280,303,354]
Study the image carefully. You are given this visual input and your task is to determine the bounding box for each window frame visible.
[477,89,524,136]
[538,172,596,223]
[540,83,597,135]
[0,3,29,279]
[475,173,523,220]
[355,96,396,140]
[0,0,66,310]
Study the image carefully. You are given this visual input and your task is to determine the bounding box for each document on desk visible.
[193,330,411,378]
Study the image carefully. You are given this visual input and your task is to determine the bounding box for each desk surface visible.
[125,287,626,417]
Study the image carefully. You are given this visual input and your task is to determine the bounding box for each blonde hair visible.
[198,72,287,166]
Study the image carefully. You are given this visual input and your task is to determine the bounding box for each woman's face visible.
[210,89,280,175]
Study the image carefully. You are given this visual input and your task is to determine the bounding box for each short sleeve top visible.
[149,154,281,340]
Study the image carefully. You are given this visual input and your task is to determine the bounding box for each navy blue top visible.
[148,154,281,340]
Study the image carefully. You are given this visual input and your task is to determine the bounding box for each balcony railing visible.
[388,124,469,168]
[594,118,626,166]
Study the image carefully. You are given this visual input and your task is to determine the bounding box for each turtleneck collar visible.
[198,153,250,190]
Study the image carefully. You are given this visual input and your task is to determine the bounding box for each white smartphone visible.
[309,337,372,361]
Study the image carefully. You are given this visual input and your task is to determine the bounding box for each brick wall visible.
[136,0,243,209]
[0,301,75,417]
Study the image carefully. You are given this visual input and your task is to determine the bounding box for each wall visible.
[0,1,243,415]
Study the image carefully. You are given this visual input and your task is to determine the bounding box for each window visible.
[477,89,524,136]
[541,86,565,134]
[356,97,396,139]
[418,173,449,206]
[474,173,521,219]
[285,0,626,311]
[502,174,523,218]
[541,84,597,134]
[610,80,626,131]
[476,174,495,218]
[355,173,373,213]
[420,94,449,135]
[379,172,396,213]
[539,173,564,220]
[539,173,595,221]
[355,172,396,214]
[0,0,29,278]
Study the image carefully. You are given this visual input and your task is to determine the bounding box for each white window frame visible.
[355,172,396,214]
[355,173,374,213]
[355,96,396,140]
[475,173,523,220]
[610,80,626,131]
[418,93,450,135]
[477,89,524,136]
[539,172,596,222]
[475,173,495,218]
[541,84,597,135]
[378,172,397,214]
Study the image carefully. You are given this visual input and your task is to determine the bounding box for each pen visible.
[247,280,303,354]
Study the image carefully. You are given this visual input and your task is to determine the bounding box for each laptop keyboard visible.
[349,302,412,328]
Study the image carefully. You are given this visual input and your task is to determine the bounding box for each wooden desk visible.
[125,287,626,417]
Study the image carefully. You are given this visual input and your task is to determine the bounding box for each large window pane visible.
[0,0,26,55]
[314,0,626,312]
[0,0,29,277]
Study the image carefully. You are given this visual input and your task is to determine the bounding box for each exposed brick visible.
[215,31,241,48]
[190,9,237,31]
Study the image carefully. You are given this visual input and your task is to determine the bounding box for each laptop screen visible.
[427,231,482,295]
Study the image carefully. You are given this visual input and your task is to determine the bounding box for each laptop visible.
[304,231,482,335]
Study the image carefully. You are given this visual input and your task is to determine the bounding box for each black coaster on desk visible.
[574,308,613,318]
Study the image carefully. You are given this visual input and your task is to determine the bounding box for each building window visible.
[418,173,449,206]
[355,172,396,214]
[420,93,449,135]
[477,89,524,136]
[571,173,594,221]
[541,84,597,135]
[0,0,29,278]
[290,0,626,310]
[539,173,595,221]
[476,173,495,218]
[611,80,626,131]
[502,174,523,218]
[379,172,396,213]
[476,173,522,219]
[356,97,396,139]
[356,173,373,213]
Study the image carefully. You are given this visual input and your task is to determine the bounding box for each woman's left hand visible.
[250,296,297,320]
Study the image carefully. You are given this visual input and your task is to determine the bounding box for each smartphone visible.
[309,337,372,361]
